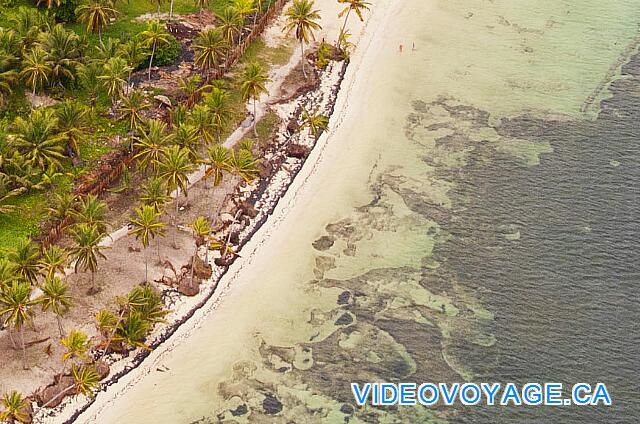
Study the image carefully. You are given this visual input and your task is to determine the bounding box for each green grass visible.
[0,191,46,255]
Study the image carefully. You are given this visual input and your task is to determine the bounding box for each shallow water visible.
[95,0,640,423]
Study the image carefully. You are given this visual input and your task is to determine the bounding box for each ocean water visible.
[93,1,640,423]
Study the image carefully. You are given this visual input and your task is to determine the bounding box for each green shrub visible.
[53,0,79,23]
[139,35,181,70]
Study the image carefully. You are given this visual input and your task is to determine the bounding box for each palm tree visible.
[283,0,322,79]
[127,285,166,323]
[188,104,213,145]
[114,311,151,350]
[141,20,171,81]
[72,194,108,233]
[41,364,100,408]
[93,37,122,62]
[300,107,329,139]
[20,46,52,94]
[232,0,255,44]
[120,36,149,90]
[217,6,242,45]
[0,187,27,216]
[60,329,89,366]
[0,259,17,291]
[192,28,228,78]
[151,0,164,17]
[10,109,66,172]
[37,0,62,8]
[240,62,270,137]
[70,224,107,293]
[134,119,174,173]
[228,146,259,182]
[8,239,41,286]
[75,0,119,43]
[38,24,82,87]
[337,0,370,42]
[204,87,230,142]
[177,74,207,108]
[57,100,88,157]
[128,205,165,282]
[0,391,29,424]
[99,57,132,112]
[118,90,149,132]
[0,281,36,370]
[204,145,230,187]
[78,62,103,107]
[47,192,76,224]
[173,123,199,161]
[191,216,211,268]
[39,277,73,337]
[156,145,195,220]
[140,178,170,213]
[39,245,68,280]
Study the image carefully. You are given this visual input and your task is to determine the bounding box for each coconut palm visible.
[47,192,75,224]
[70,364,100,396]
[232,0,255,43]
[188,104,213,145]
[217,6,242,45]
[38,24,82,87]
[192,28,228,78]
[128,205,165,282]
[118,90,149,132]
[72,194,108,233]
[78,62,102,107]
[204,145,230,187]
[300,107,329,139]
[134,119,174,173]
[283,0,322,78]
[39,245,68,280]
[39,277,72,337]
[114,311,150,350]
[173,123,199,161]
[204,87,230,142]
[240,62,270,136]
[120,36,148,90]
[93,37,122,62]
[20,46,52,94]
[0,259,17,291]
[75,0,118,42]
[337,0,370,39]
[151,0,164,17]
[70,224,107,292]
[140,178,170,213]
[56,100,88,157]
[141,20,171,81]
[195,0,209,11]
[191,215,211,267]
[127,284,166,323]
[98,57,132,112]
[0,187,27,216]
[0,61,18,109]
[37,0,62,7]
[177,74,208,109]
[0,391,29,424]
[8,239,41,286]
[10,109,66,172]
[0,281,36,370]
[156,145,196,219]
[60,329,89,365]
[228,146,258,182]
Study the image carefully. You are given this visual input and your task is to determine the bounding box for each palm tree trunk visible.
[148,41,157,81]
[20,326,27,370]
[300,40,307,79]
[56,315,65,338]
[189,245,197,289]
[144,246,149,282]
[99,309,126,361]
[91,270,96,292]
[169,0,174,18]
[7,327,17,350]
[253,98,258,137]
[99,26,102,44]
[157,3,160,17]
[338,8,352,48]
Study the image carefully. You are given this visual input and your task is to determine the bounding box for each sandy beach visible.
[14,0,403,422]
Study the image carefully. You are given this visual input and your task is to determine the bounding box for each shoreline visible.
[31,0,400,422]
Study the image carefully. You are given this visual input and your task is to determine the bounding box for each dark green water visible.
[437,53,640,423]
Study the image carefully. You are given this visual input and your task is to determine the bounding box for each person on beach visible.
[399,44,403,53]
[412,42,416,51]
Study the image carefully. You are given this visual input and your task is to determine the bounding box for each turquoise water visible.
[92,1,640,423]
